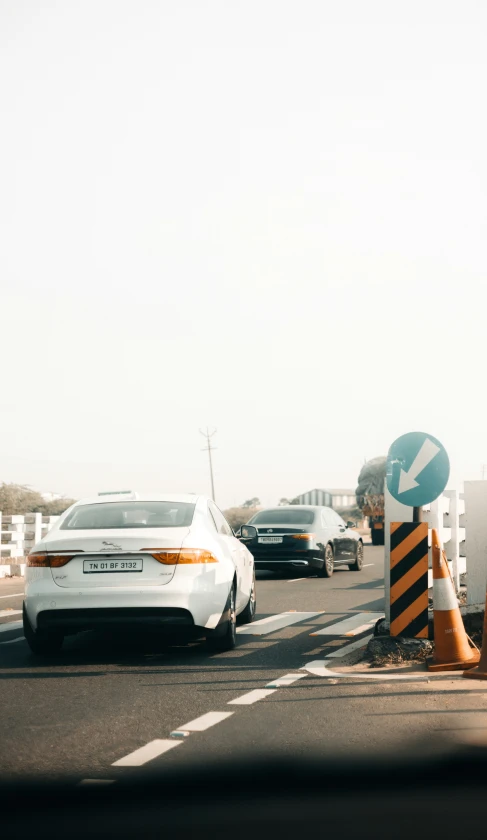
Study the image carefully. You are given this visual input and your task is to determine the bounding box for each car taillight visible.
[291,533,315,540]
[141,550,180,565]
[27,551,49,567]
[27,551,80,567]
[142,549,218,565]
[178,549,218,564]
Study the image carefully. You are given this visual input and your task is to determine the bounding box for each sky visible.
[1,1,487,508]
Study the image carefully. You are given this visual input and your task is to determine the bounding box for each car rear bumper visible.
[24,571,230,632]
[252,549,324,572]
[36,607,194,633]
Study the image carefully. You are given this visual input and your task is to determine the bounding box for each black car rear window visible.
[249,509,315,525]
[60,501,195,530]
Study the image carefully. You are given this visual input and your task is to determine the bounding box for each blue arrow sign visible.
[387,431,450,507]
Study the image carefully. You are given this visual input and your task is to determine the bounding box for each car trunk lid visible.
[47,528,189,588]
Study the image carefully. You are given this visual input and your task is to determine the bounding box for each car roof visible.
[71,493,202,508]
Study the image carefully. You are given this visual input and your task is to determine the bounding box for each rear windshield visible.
[249,509,316,525]
[60,501,195,530]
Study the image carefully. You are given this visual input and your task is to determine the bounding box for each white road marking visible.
[78,779,115,785]
[287,578,307,583]
[0,609,22,618]
[238,611,324,635]
[362,564,374,567]
[228,689,277,705]
[0,620,23,634]
[303,659,464,681]
[346,623,374,636]
[266,673,307,688]
[0,636,25,645]
[326,634,373,658]
[112,740,181,766]
[173,711,233,733]
[310,612,383,637]
[0,593,23,600]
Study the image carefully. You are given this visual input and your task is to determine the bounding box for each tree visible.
[223,505,260,531]
[336,504,364,525]
[278,498,291,506]
[0,483,76,516]
[41,497,77,515]
[242,497,260,508]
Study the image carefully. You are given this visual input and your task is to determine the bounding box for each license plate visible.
[258,537,283,544]
[83,558,143,573]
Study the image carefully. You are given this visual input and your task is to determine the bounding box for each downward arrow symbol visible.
[398,438,441,494]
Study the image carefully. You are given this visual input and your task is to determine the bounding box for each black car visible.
[239,505,363,577]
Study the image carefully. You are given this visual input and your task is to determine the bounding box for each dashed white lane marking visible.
[112,739,181,766]
[362,564,374,567]
[78,779,115,785]
[0,620,23,634]
[0,593,23,600]
[310,612,382,637]
[238,611,324,635]
[173,711,234,733]
[0,636,25,645]
[266,673,307,688]
[0,610,22,618]
[325,634,373,658]
[287,578,307,583]
[228,688,277,705]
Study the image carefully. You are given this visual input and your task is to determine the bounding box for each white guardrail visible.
[0,513,59,577]
[418,481,487,614]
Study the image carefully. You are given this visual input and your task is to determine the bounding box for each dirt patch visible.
[463,611,484,647]
[366,636,433,667]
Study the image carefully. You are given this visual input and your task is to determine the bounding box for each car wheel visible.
[206,583,237,652]
[349,541,364,571]
[238,571,256,625]
[23,604,64,655]
[318,543,334,578]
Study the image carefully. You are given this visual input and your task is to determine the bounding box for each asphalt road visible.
[2,546,487,783]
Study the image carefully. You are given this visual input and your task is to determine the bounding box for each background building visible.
[293,488,356,509]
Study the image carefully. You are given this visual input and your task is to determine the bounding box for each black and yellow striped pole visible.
[390,520,429,638]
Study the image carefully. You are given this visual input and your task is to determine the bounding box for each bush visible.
[0,483,76,516]
[223,506,260,531]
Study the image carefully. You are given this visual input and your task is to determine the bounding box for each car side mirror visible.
[347,521,355,529]
[240,525,257,541]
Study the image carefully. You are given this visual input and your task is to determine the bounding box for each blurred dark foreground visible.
[2,746,486,840]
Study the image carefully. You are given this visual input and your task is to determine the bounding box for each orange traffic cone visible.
[428,528,479,672]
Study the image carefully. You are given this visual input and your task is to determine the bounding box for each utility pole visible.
[200,427,217,501]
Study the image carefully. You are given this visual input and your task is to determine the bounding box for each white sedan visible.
[23,492,257,655]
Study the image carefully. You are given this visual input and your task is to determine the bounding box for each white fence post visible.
[464,481,487,613]
[445,489,460,592]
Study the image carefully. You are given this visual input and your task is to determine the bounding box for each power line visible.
[200,427,217,501]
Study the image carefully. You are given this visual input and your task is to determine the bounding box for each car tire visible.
[318,544,334,578]
[349,541,364,571]
[238,571,256,625]
[23,604,64,655]
[206,583,237,652]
